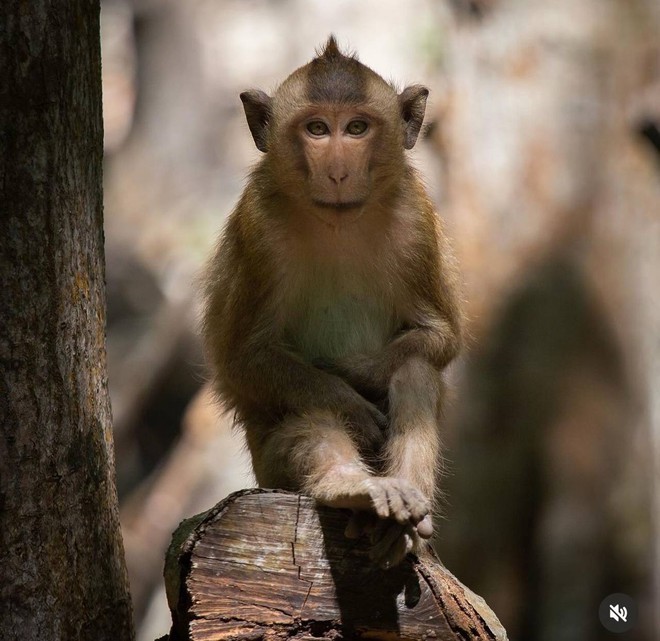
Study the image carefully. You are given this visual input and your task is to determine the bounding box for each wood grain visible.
[163,490,507,640]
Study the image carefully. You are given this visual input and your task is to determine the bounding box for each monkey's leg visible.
[248,410,430,523]
[367,357,443,567]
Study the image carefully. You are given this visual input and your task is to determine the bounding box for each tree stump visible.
[162,489,507,640]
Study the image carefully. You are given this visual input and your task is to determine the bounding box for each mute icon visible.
[609,603,627,623]
[600,593,636,633]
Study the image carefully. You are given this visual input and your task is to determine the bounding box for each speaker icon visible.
[609,604,628,623]
[600,593,636,633]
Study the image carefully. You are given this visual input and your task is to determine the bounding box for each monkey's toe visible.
[399,485,430,524]
[384,485,410,524]
[354,477,430,527]
[357,478,391,519]
[378,478,430,525]
[416,514,434,539]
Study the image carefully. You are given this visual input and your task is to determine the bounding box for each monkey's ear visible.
[399,85,429,150]
[240,90,272,153]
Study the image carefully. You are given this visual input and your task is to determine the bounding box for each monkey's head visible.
[240,36,429,223]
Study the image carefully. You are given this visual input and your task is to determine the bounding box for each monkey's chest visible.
[284,287,396,361]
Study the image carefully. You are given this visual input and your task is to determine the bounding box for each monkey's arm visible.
[323,216,463,393]
[228,338,387,422]
[324,301,461,396]
[204,205,386,440]
[210,295,387,446]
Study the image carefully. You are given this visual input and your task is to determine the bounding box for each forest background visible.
[92,0,660,639]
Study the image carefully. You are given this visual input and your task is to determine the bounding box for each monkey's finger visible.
[361,420,385,450]
[384,486,411,525]
[370,522,414,568]
[312,357,338,373]
[369,518,406,546]
[416,514,434,539]
[380,532,414,570]
[369,406,388,432]
[345,404,386,447]
[369,521,402,555]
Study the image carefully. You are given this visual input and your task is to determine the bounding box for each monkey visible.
[202,36,463,568]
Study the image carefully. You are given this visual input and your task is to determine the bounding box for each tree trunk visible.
[162,490,507,641]
[0,2,134,640]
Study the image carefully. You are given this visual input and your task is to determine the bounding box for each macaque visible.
[203,36,463,568]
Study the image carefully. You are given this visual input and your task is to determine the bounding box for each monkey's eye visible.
[306,121,330,136]
[346,120,368,136]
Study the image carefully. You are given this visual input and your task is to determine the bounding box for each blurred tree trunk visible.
[0,2,134,640]
[432,0,659,639]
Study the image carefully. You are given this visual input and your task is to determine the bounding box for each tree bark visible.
[0,2,134,639]
[163,490,507,641]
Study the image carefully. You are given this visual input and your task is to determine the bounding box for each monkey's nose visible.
[328,171,348,185]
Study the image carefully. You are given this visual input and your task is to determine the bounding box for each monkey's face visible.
[293,106,378,214]
[239,37,429,224]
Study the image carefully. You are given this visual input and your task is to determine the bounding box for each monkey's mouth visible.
[312,199,365,211]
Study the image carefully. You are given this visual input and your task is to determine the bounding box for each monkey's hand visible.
[314,355,385,400]
[340,392,388,449]
[368,519,429,569]
[313,356,352,380]
[340,478,432,568]
[345,506,434,569]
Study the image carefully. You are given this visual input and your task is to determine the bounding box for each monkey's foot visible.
[319,477,429,524]
[344,510,433,538]
[354,477,430,527]
[345,510,434,569]
[344,512,417,568]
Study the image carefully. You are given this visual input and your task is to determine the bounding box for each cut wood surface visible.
[162,489,507,640]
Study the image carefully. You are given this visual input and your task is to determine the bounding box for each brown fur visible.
[202,36,463,568]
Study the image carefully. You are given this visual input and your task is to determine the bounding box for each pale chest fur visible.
[271,221,406,362]
[283,266,397,362]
